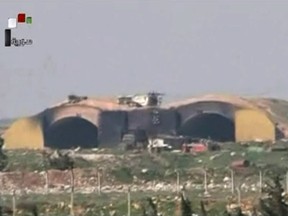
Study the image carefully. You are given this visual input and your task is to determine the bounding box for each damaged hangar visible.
[2,94,277,149]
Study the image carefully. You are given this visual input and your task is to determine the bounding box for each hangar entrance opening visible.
[45,117,98,149]
[179,113,235,142]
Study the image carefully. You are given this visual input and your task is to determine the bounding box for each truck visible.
[119,129,149,151]
[147,138,173,153]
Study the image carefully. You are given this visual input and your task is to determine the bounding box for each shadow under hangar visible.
[2,93,280,149]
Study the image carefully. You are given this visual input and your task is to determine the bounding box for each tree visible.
[174,192,193,216]
[200,200,207,216]
[42,150,74,171]
[0,202,39,216]
[259,174,288,216]
[0,137,8,171]
[233,207,245,216]
[141,197,157,216]
[42,150,75,215]
[223,207,244,216]
[180,193,192,216]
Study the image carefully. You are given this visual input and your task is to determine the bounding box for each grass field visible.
[4,143,288,181]
[0,190,241,216]
[1,142,288,215]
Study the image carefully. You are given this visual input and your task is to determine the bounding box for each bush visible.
[0,137,8,171]
[259,174,288,216]
[111,167,133,183]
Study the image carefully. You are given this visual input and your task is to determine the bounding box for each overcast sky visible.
[1,0,288,118]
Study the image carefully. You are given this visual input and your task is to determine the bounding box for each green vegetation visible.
[0,137,8,171]
[3,142,288,183]
[1,174,286,216]
[111,167,133,184]
[0,191,229,216]
[2,142,288,215]
[259,174,288,216]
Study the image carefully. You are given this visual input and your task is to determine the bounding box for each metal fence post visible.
[127,186,131,216]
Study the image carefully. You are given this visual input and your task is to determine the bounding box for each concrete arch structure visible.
[2,94,277,149]
[179,112,235,142]
[43,105,103,127]
[174,99,275,142]
[174,101,235,141]
[45,117,99,149]
[43,105,103,149]
[235,109,275,142]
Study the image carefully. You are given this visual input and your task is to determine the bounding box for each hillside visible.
[249,98,288,137]
[0,118,15,127]
[0,118,15,135]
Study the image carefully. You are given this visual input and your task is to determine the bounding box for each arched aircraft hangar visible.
[2,94,277,149]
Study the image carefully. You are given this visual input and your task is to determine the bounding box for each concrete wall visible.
[127,108,178,137]
[97,110,127,147]
[235,109,275,142]
[43,105,102,128]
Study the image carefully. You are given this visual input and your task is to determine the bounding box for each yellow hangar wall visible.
[3,116,44,149]
[234,109,275,142]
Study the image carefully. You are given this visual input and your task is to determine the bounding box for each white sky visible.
[1,0,288,118]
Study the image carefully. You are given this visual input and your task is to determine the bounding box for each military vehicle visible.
[119,129,149,151]
[117,92,164,107]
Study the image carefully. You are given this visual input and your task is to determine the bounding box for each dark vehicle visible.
[119,129,148,150]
